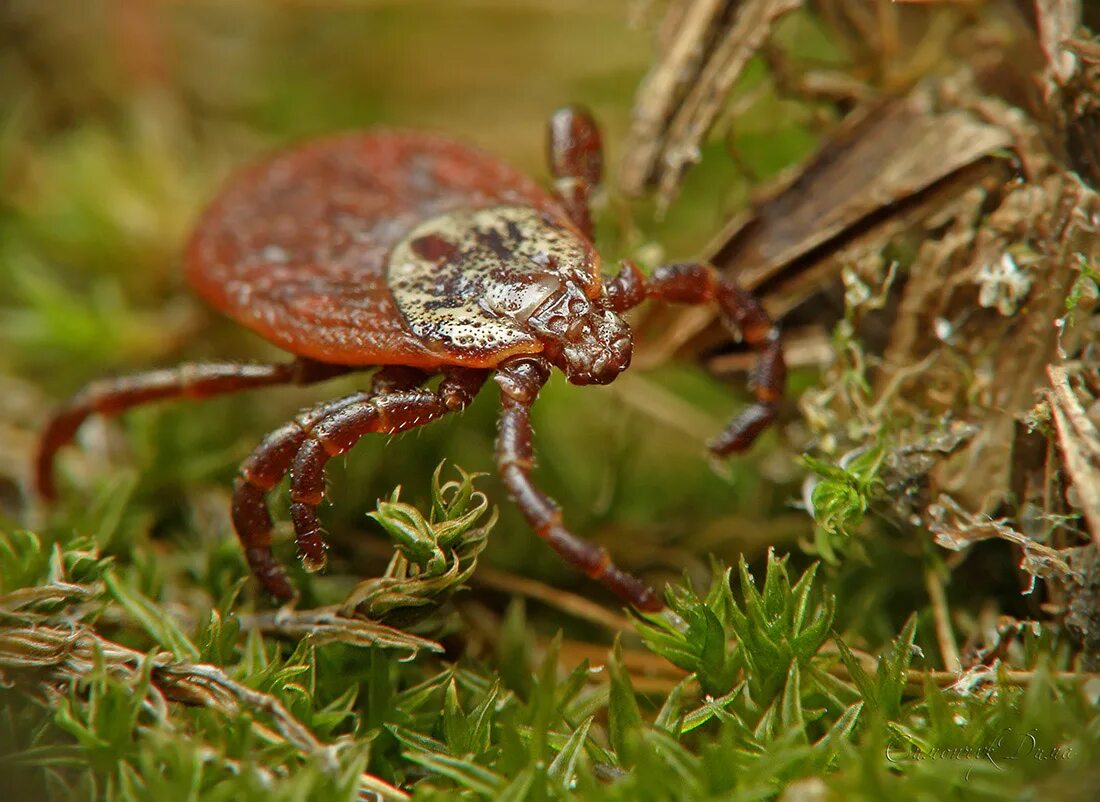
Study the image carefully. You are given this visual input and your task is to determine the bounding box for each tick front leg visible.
[287,369,489,580]
[494,358,663,613]
[35,358,350,501]
[642,262,786,455]
[546,105,603,240]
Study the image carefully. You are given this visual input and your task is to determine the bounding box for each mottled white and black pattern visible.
[387,205,596,355]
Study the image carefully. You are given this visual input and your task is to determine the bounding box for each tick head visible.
[527,282,632,385]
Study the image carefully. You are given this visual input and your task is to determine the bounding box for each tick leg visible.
[546,105,603,240]
[232,366,430,599]
[35,358,350,501]
[494,357,663,613]
[286,369,489,580]
[638,262,786,455]
[601,260,648,312]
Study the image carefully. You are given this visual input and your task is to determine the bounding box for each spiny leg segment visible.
[494,357,663,613]
[289,369,488,572]
[247,368,489,599]
[233,366,437,599]
[35,358,349,501]
[605,260,786,455]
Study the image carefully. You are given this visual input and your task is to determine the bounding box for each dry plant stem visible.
[472,566,634,632]
[619,0,726,195]
[1033,0,1082,88]
[928,494,1076,581]
[236,606,443,655]
[1047,365,1100,548]
[619,0,802,207]
[654,0,802,208]
[609,372,725,443]
[556,637,1100,697]
[925,564,962,673]
[0,621,409,801]
[875,667,1100,695]
[0,582,99,615]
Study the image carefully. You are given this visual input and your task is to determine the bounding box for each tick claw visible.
[298,534,329,572]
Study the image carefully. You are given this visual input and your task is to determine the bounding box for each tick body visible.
[36,108,785,613]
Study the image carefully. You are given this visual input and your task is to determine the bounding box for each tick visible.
[35,107,785,612]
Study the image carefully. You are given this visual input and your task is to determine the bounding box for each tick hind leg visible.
[270,369,489,597]
[607,261,786,455]
[35,358,349,501]
[494,357,663,613]
[232,366,433,599]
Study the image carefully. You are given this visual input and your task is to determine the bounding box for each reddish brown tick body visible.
[35,107,785,612]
